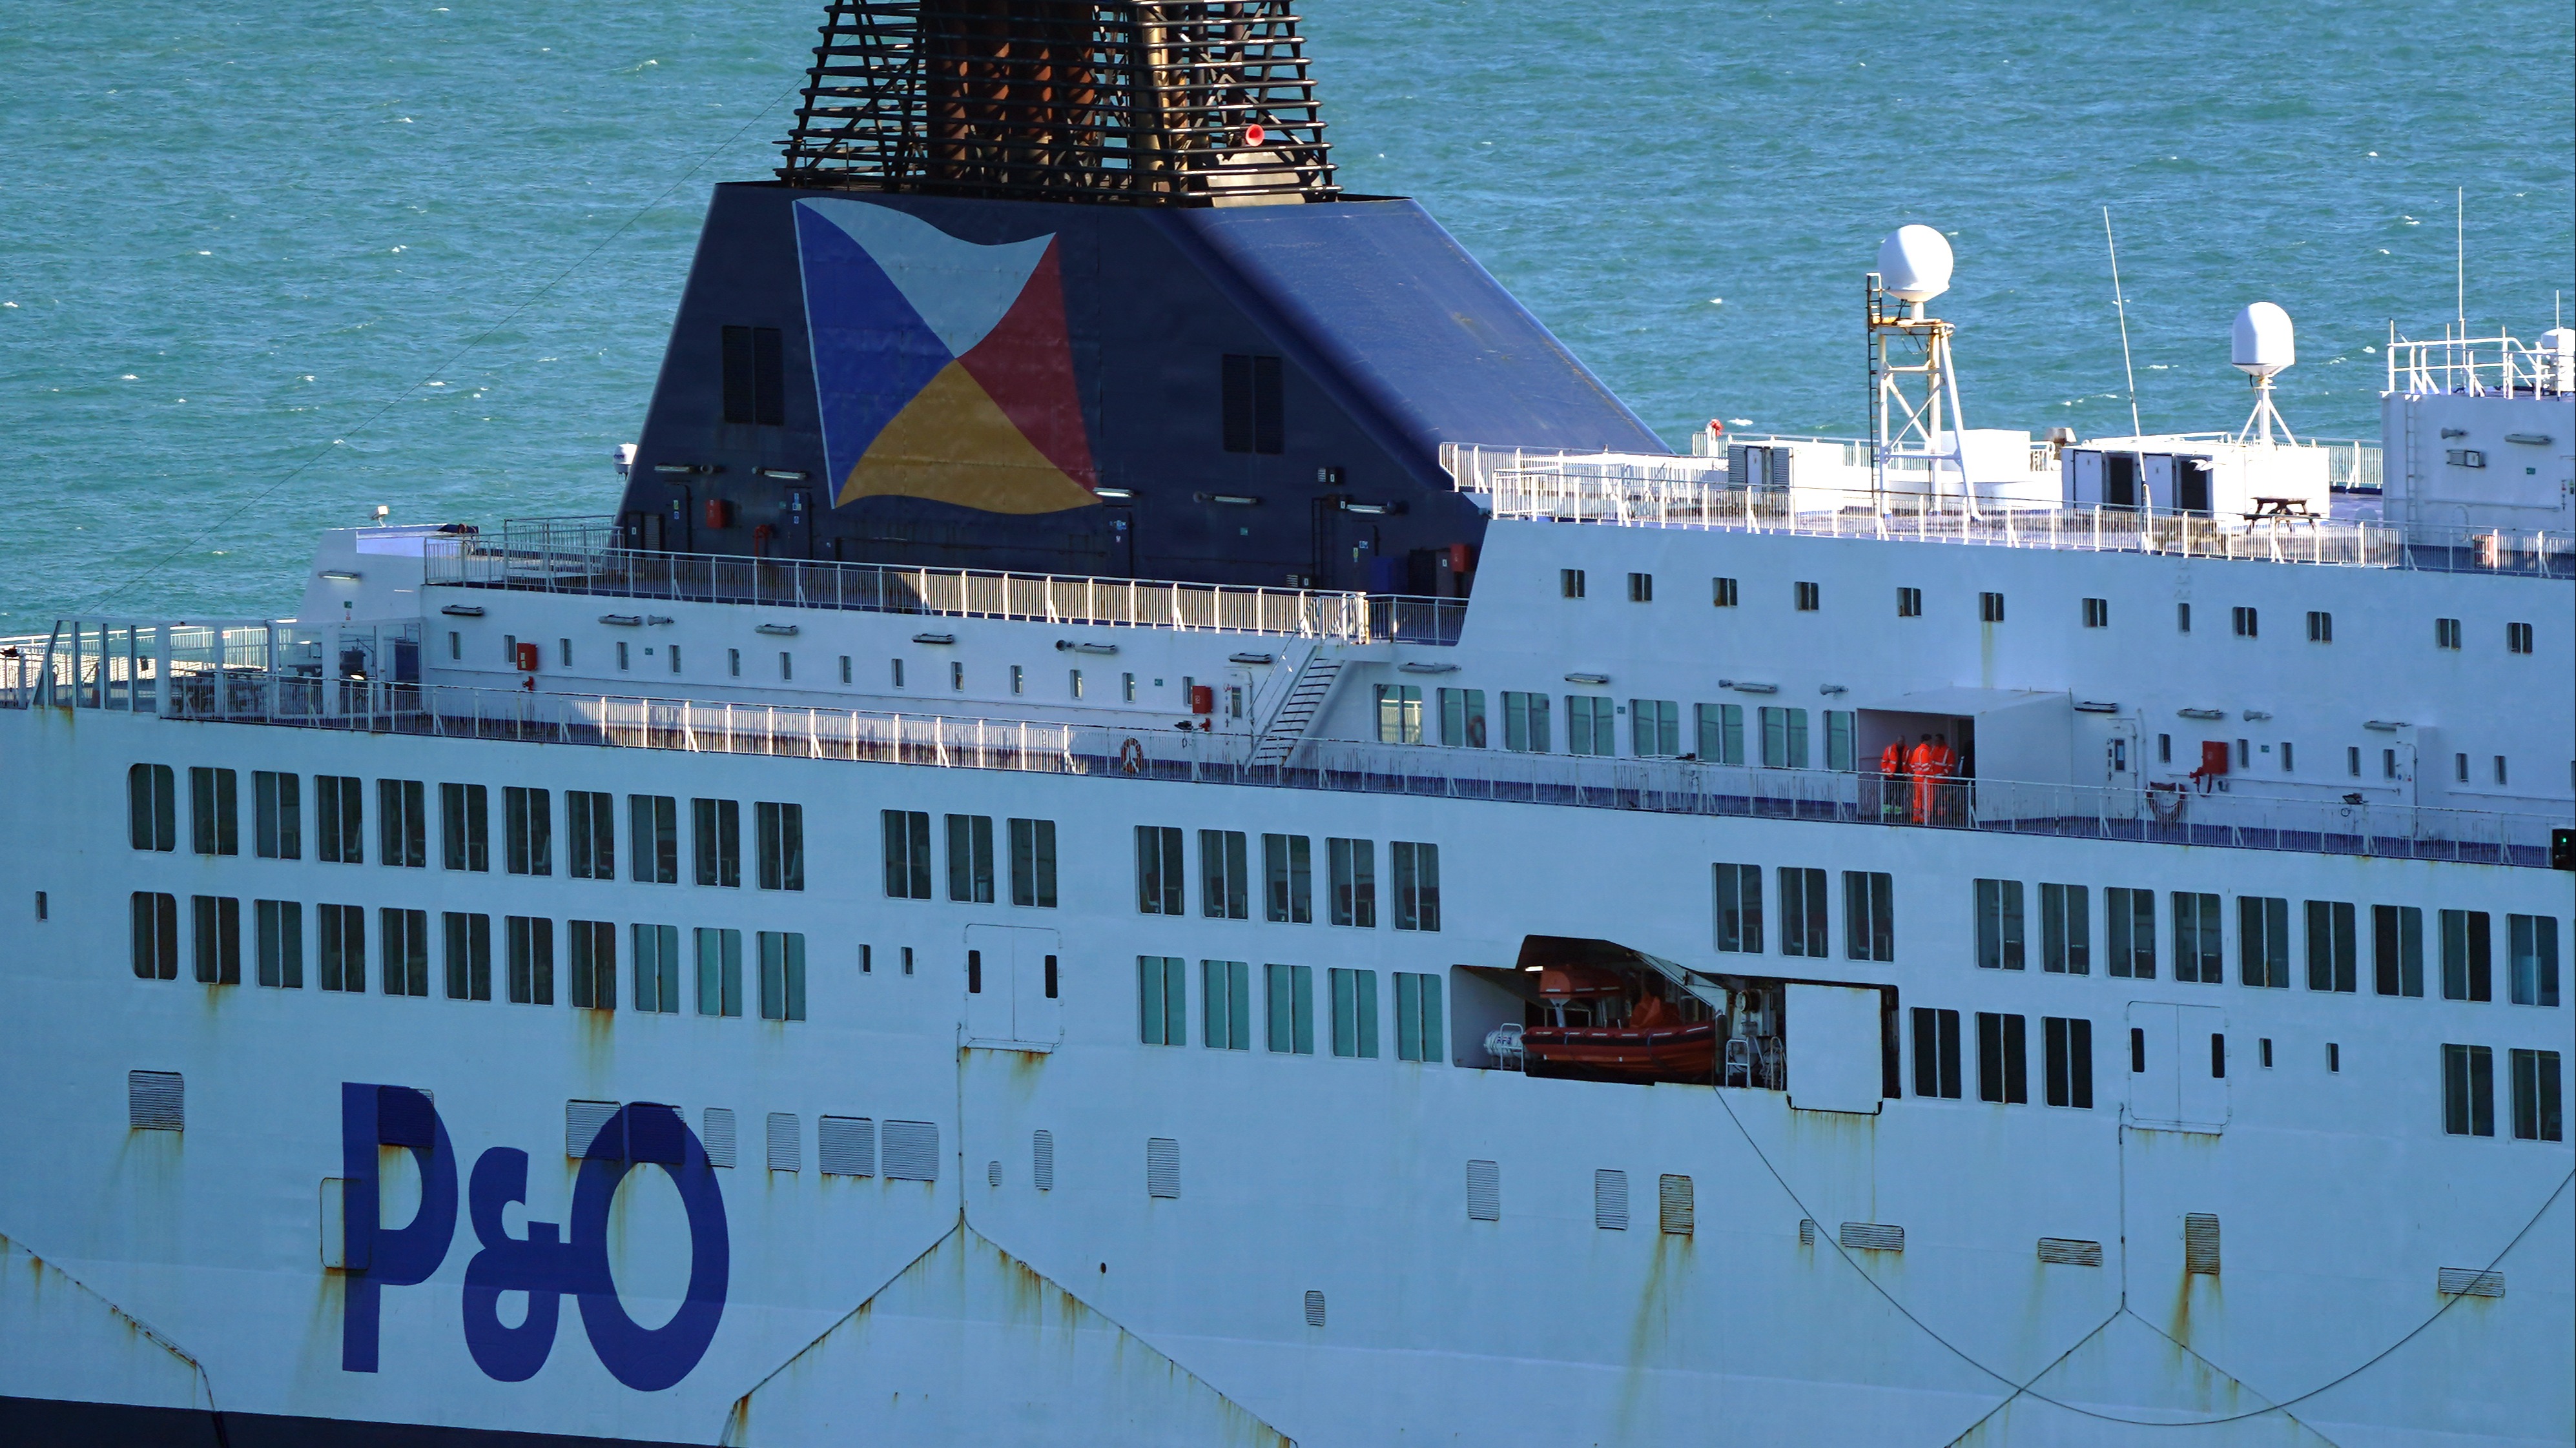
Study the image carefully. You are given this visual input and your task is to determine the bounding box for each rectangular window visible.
[315,775,362,864]
[2282,741,2295,772]
[1714,863,1764,953]
[2043,1017,2094,1108]
[1626,571,1653,602]
[1911,1007,1962,1099]
[1219,353,1284,454]
[1199,830,1250,919]
[442,782,489,872]
[191,895,242,984]
[253,771,300,859]
[2506,620,2534,654]
[1136,825,1185,915]
[2040,884,2090,974]
[1263,833,1312,924]
[1779,866,1828,958]
[688,927,744,1017]
[2172,892,2223,983]
[1695,702,1743,765]
[1394,971,1444,1063]
[1759,707,1809,768]
[1200,959,1252,1050]
[2374,904,2426,996]
[758,931,806,1022]
[2107,886,2156,978]
[1439,688,1488,748]
[626,795,677,884]
[254,900,304,988]
[690,798,737,888]
[130,892,178,979]
[2238,896,2291,988]
[1328,838,1377,927]
[1713,576,1739,607]
[1009,819,1058,907]
[566,791,616,881]
[2441,910,2492,1001]
[1629,699,1681,757]
[506,915,553,1005]
[1794,580,1820,611]
[129,764,178,851]
[569,920,617,1010]
[2307,610,2333,643]
[882,810,932,899]
[2509,915,2560,1006]
[2177,602,2191,633]
[443,912,493,1001]
[1979,591,2005,623]
[2305,901,2358,993]
[1137,955,1188,1045]
[943,813,994,902]
[2081,597,2108,628]
[1977,1012,2028,1104]
[189,767,239,857]
[719,324,785,426]
[375,779,425,868]
[1266,963,1316,1055]
[1330,968,1380,1058]
[1374,684,1424,744]
[1502,691,1552,752]
[632,924,681,1014]
[2511,1049,2563,1141]
[1975,879,2026,970]
[1897,586,1923,618]
[2435,617,2461,649]
[1391,841,1441,932]
[504,786,552,877]
[316,902,364,992]
[2443,1043,2494,1136]
[2231,606,2258,638]
[381,908,428,997]
[1844,871,1893,962]
[1824,710,1855,771]
[1560,568,1586,599]
[1565,695,1614,756]
[617,640,629,671]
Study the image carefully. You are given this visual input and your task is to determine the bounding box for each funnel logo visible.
[795,199,1098,515]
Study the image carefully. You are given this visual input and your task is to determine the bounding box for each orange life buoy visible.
[1118,737,1146,775]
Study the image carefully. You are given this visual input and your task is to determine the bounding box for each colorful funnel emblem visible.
[794,199,1098,515]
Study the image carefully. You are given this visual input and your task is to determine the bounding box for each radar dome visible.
[2231,302,2295,377]
[1877,225,1953,305]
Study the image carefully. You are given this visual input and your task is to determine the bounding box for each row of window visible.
[2443,1044,2566,1141]
[1135,830,1439,930]
[1137,957,1446,1062]
[1969,881,2562,1006]
[1909,1008,2096,1108]
[129,893,806,1020]
[881,811,1057,906]
[1711,865,1897,961]
[1379,689,1859,770]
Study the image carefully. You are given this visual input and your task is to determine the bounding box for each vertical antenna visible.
[2103,207,2143,438]
[2455,187,2466,341]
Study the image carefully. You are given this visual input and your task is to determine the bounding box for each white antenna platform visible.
[2231,301,2299,445]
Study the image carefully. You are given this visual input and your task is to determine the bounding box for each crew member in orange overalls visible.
[1878,737,1907,820]
[1930,731,1959,824]
[1906,733,1938,824]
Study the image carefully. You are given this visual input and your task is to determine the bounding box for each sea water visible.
[1,0,2568,625]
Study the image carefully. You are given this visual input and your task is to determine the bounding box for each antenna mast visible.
[2103,207,2143,440]
[1867,225,1972,517]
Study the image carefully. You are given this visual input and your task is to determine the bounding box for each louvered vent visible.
[986,1159,1002,1188]
[566,1099,619,1159]
[702,1108,737,1168]
[1798,1218,1816,1247]
[1303,1290,1326,1327]
[819,1116,876,1176]
[1146,1137,1180,1199]
[767,1112,802,1172]
[883,1120,940,1181]
[1658,1175,1695,1236]
[2037,1238,2105,1267]
[1033,1130,1055,1191]
[128,1071,183,1132]
[1840,1221,1904,1252]
[1465,1159,1500,1222]
[1593,1169,1629,1230]
[2183,1214,2221,1275]
[2436,1268,2504,1298]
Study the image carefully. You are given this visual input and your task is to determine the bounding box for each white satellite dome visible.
[2232,301,2296,377]
[1876,225,1953,305]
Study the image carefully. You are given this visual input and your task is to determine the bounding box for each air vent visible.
[2176,708,2225,720]
[766,1112,801,1172]
[1055,640,1118,656]
[701,1108,737,1168]
[1146,1137,1181,1199]
[756,623,800,637]
[1658,1174,1695,1236]
[127,1070,183,1131]
[1593,1168,1629,1230]
[2184,1213,2221,1274]
[2437,1267,2504,1298]
[1228,652,1277,666]
[911,632,956,645]
[1303,1290,1327,1328]
[1563,672,1610,686]
[883,1121,940,1182]
[2502,432,2551,446]
[439,604,486,618]
[818,1116,876,1176]
[598,614,643,627]
[1798,1218,1816,1247]
[1033,1130,1055,1192]
[2037,1237,2104,1267]
[1465,1159,1500,1222]
[986,1160,1002,1188]
[2074,700,2119,714]
[566,1099,618,1159]
[1840,1222,1904,1252]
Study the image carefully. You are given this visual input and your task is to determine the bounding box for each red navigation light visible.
[1243,123,1266,147]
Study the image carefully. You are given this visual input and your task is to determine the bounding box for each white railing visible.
[2388,331,2576,397]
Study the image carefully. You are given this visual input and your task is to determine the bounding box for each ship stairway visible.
[1248,650,1344,768]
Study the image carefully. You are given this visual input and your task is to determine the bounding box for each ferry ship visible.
[3,5,2570,1444]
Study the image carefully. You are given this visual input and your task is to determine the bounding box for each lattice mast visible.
[1866,225,1973,517]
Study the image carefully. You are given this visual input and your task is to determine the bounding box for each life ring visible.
[1118,737,1146,775]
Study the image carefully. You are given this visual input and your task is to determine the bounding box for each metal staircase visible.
[1247,651,1344,768]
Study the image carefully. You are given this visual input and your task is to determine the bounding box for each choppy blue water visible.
[2,0,2568,624]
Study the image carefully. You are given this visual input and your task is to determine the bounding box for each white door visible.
[963,924,1062,1048]
[963,926,1012,1043]
[1011,928,1063,1046]
[2143,454,2176,512]
[2103,719,2140,821]
[2126,1001,2226,1132]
